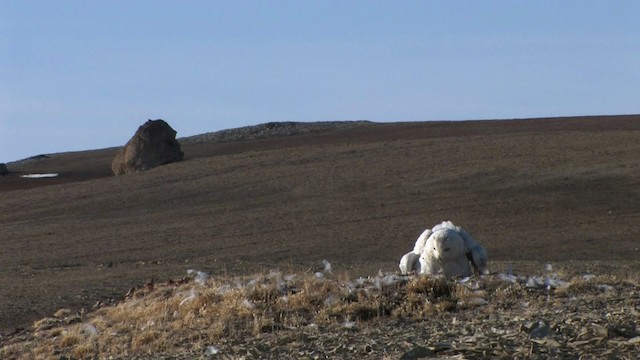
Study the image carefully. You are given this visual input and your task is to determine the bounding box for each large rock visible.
[112,119,184,175]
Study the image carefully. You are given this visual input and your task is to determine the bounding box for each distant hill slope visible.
[179,120,372,144]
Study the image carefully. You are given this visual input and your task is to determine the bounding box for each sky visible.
[1,1,639,163]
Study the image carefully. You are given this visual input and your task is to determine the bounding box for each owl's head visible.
[429,229,466,261]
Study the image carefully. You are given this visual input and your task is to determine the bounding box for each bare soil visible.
[1,115,639,338]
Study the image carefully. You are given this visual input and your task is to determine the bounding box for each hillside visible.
[1,115,639,342]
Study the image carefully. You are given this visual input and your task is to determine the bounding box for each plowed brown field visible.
[2,115,639,334]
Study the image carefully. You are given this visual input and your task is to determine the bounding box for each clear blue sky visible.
[1,1,639,163]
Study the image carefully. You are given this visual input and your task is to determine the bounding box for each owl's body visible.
[399,221,488,277]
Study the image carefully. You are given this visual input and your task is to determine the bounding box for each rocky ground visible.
[1,115,639,358]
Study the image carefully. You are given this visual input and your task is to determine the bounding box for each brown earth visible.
[1,115,640,336]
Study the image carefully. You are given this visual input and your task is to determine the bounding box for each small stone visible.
[591,323,608,338]
[544,338,561,348]
[430,342,452,351]
[399,346,435,360]
[607,324,639,339]
[569,339,594,347]
[525,320,551,339]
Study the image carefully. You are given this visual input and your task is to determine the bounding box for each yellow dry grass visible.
[0,269,632,359]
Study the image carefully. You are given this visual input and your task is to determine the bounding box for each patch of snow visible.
[187,269,209,285]
[204,345,220,356]
[20,173,59,178]
[597,284,614,292]
[545,277,569,289]
[179,289,197,307]
[380,274,402,286]
[526,276,546,288]
[241,299,255,309]
[545,263,553,272]
[498,273,518,283]
[458,277,481,290]
[324,294,338,306]
[322,259,332,273]
[81,323,98,337]
[141,320,155,330]
[215,284,232,295]
[195,271,209,285]
[342,320,356,329]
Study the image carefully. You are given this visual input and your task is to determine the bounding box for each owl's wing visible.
[457,226,488,275]
[399,251,421,274]
[413,228,432,254]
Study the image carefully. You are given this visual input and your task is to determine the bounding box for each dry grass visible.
[1,267,638,359]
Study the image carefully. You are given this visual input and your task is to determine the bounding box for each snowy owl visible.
[399,221,488,277]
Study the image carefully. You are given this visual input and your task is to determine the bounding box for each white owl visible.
[399,221,487,277]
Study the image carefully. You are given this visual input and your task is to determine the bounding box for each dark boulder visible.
[112,119,184,175]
